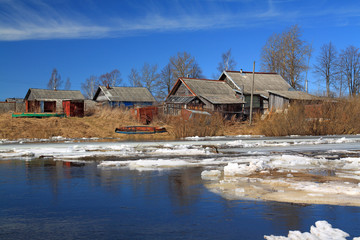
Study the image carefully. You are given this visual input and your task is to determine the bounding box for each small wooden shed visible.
[24,88,85,117]
[93,86,157,108]
[268,90,319,110]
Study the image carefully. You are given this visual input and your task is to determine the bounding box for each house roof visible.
[169,78,244,104]
[25,88,85,101]
[166,96,197,104]
[221,71,292,97]
[93,86,156,102]
[268,90,319,100]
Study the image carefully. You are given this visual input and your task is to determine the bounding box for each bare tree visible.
[98,69,122,87]
[64,77,71,90]
[169,52,203,80]
[128,68,142,87]
[140,63,159,92]
[128,63,159,98]
[156,63,174,99]
[47,68,62,90]
[313,42,338,97]
[338,45,360,96]
[217,48,237,73]
[261,25,312,89]
[81,75,97,99]
[261,33,282,74]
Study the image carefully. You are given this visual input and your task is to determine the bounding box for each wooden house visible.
[24,88,85,117]
[218,70,292,114]
[165,77,244,118]
[93,86,157,108]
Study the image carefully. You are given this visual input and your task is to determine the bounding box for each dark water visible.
[1,160,360,239]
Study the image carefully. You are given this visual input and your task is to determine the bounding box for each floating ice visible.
[201,170,222,180]
[264,220,354,240]
[99,159,197,171]
[223,160,271,176]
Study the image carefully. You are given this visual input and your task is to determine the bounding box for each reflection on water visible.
[0,159,360,239]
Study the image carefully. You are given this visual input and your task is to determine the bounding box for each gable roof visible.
[220,71,292,97]
[167,78,244,104]
[25,88,85,100]
[268,90,319,101]
[93,86,156,102]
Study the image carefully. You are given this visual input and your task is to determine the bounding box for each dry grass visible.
[0,108,254,140]
[165,112,225,139]
[256,97,360,136]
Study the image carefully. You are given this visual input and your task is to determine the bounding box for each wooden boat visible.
[115,126,167,134]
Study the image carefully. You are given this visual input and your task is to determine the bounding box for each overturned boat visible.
[115,126,167,134]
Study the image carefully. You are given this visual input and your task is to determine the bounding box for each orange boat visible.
[115,126,167,134]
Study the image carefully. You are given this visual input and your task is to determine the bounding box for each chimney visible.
[106,83,110,89]
[240,69,243,73]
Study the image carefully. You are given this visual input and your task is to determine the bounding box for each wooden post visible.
[249,61,255,126]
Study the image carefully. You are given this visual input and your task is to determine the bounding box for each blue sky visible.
[1,0,360,100]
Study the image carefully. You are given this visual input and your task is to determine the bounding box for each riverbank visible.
[0,108,258,141]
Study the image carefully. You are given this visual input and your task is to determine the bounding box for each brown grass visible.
[165,112,225,139]
[0,108,254,141]
[256,97,360,136]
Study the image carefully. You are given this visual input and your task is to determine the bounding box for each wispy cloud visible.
[0,0,359,41]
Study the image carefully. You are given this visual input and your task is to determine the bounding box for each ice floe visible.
[264,220,359,240]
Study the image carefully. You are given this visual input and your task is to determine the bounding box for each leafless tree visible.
[261,33,282,74]
[338,45,360,96]
[169,52,203,80]
[313,42,338,97]
[98,69,122,87]
[64,77,71,90]
[157,63,174,98]
[81,75,97,99]
[261,25,312,89]
[47,68,62,90]
[128,68,142,87]
[140,63,159,92]
[217,48,237,73]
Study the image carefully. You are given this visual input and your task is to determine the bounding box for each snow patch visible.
[264,220,354,240]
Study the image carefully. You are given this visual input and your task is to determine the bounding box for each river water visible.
[1,136,360,239]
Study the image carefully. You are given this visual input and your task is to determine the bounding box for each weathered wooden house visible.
[218,70,292,114]
[93,86,157,108]
[165,77,244,117]
[24,88,85,117]
[268,90,319,110]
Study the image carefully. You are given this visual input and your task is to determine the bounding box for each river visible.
[1,135,360,239]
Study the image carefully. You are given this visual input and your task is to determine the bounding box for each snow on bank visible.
[222,136,360,148]
[264,220,359,240]
[0,142,211,161]
[0,136,101,144]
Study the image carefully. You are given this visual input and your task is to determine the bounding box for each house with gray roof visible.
[218,70,319,112]
[219,70,293,113]
[24,88,85,117]
[165,77,244,117]
[93,86,157,108]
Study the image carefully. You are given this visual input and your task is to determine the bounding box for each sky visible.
[1,0,360,100]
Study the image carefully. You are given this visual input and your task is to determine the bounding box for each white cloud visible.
[0,0,360,41]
